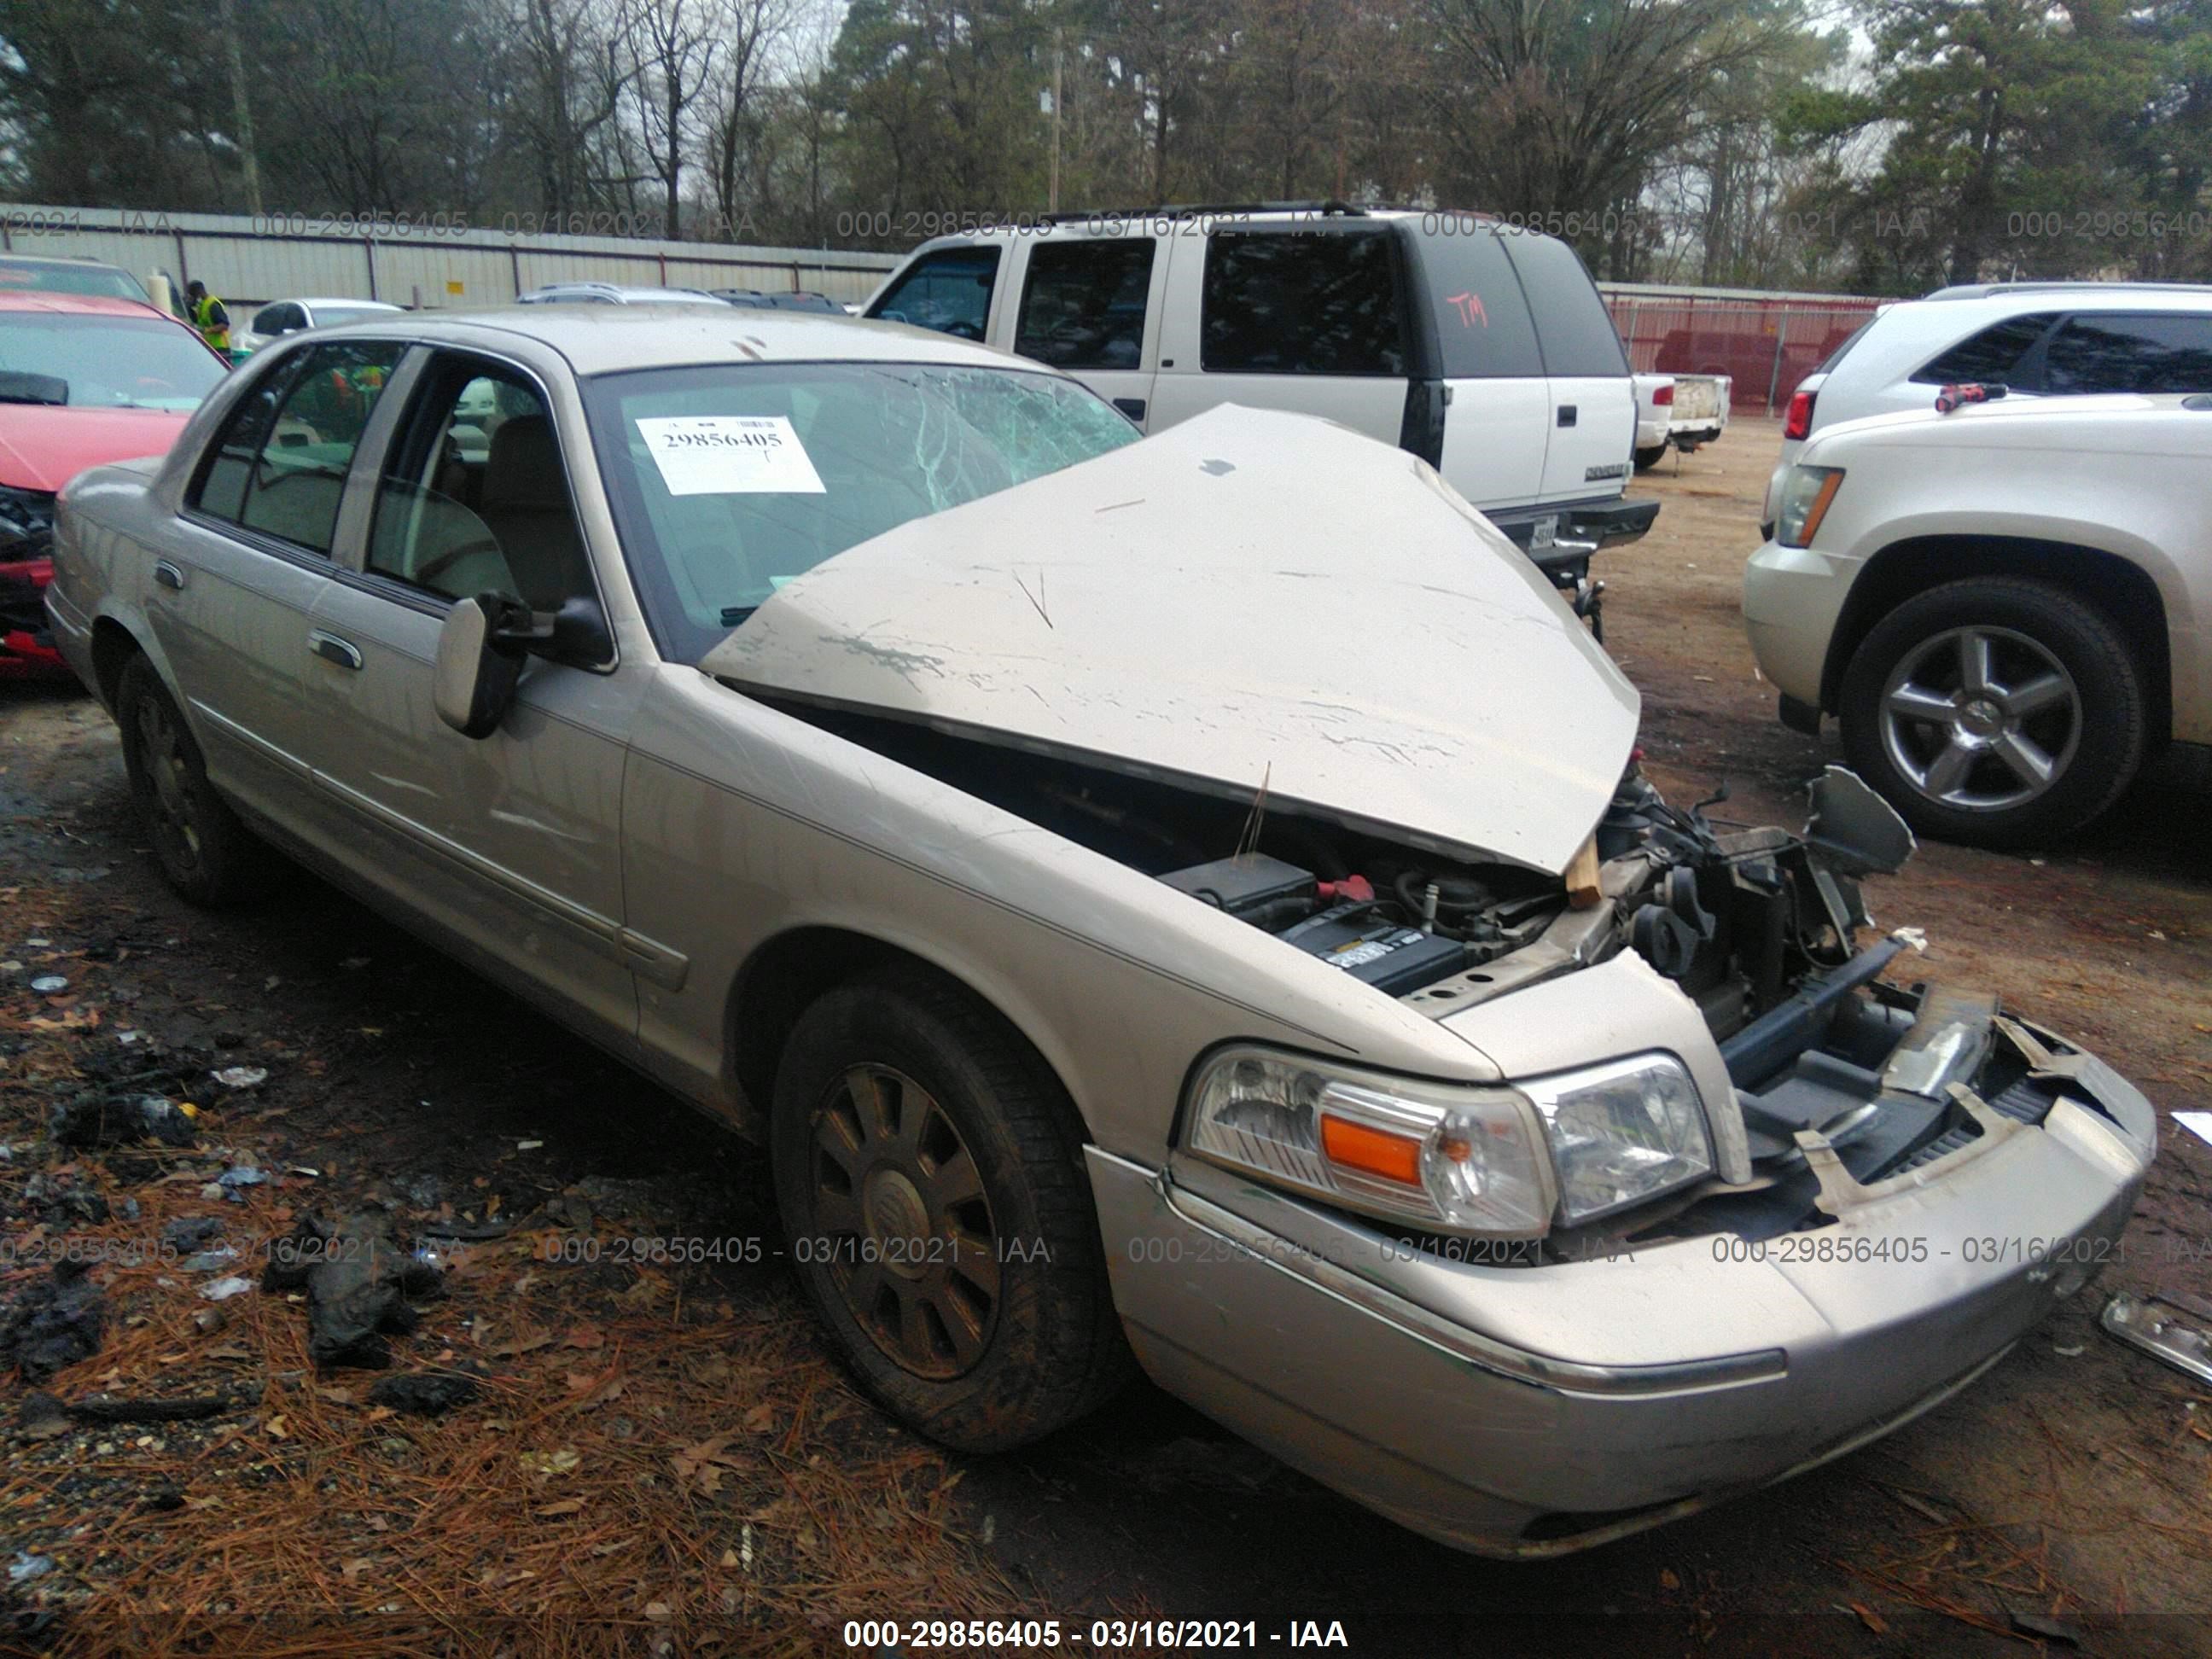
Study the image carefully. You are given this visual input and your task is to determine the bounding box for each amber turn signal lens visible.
[1319,1115,1423,1186]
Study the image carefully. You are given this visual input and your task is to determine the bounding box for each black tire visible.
[114,655,265,904]
[1839,577,2146,847]
[1633,445,1668,471]
[770,965,1130,1452]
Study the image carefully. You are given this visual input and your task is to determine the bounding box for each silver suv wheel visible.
[1877,625,2081,812]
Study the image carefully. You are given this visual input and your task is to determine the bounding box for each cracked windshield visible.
[587,362,1137,661]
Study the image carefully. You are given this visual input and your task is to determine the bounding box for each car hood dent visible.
[702,405,1639,875]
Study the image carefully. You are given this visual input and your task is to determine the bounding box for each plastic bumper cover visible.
[1091,1052,2153,1556]
[1742,538,1854,708]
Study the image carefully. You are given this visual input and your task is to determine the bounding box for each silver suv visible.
[1763,282,2212,533]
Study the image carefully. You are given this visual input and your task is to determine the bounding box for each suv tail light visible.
[1652,382,1674,407]
[1783,387,1815,440]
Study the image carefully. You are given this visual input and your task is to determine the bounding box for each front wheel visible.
[770,966,1128,1452]
[114,655,266,904]
[1839,577,2147,847]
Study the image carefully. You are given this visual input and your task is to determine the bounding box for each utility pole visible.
[1049,27,1063,213]
[216,0,262,213]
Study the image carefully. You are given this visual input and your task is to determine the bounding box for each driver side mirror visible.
[434,595,527,739]
[434,592,617,739]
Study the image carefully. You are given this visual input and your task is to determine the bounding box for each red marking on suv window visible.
[1444,291,1488,329]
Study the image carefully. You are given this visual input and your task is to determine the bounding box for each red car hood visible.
[0,404,191,493]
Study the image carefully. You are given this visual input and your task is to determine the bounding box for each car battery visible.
[1278,905,1469,995]
[1158,853,1314,917]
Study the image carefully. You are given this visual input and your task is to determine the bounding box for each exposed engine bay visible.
[763,696,2125,1254]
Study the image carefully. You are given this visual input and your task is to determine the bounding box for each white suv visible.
[864,207,1655,615]
[1743,392,2211,845]
[1762,283,2212,534]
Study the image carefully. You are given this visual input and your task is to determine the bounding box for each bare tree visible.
[624,0,725,233]
[701,0,799,232]
[497,0,640,212]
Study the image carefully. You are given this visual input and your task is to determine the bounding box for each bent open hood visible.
[702,405,1639,875]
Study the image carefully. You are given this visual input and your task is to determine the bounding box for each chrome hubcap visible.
[1879,626,2080,812]
[807,1063,998,1379]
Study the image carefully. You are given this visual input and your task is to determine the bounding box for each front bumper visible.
[1742,538,1855,709]
[1092,1045,2154,1556]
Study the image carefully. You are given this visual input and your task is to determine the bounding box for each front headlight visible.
[1520,1054,1713,1225]
[1185,1047,1555,1237]
[1774,464,1842,548]
[1184,1047,1715,1237]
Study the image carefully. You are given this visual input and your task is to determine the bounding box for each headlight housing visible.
[1185,1048,1556,1237]
[1774,464,1842,548]
[1520,1053,1714,1226]
[1184,1047,1714,1237]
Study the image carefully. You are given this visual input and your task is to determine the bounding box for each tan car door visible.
[298,348,646,1052]
[153,340,405,835]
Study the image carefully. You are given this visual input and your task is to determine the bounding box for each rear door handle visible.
[308,630,363,671]
[1557,405,1578,428]
[1112,397,1147,422]
[153,561,184,591]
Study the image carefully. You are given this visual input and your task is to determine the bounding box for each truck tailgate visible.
[1672,376,1726,422]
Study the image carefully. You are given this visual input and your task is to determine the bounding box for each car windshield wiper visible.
[0,372,68,406]
[719,606,758,627]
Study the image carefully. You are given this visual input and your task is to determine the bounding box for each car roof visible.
[519,283,721,303]
[1906,284,2212,315]
[283,297,403,310]
[0,291,175,320]
[317,304,1034,375]
[1924,281,2212,302]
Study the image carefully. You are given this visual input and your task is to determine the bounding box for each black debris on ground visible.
[364,1372,479,1416]
[0,1261,104,1382]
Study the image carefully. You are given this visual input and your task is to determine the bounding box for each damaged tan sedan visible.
[46,307,2157,1555]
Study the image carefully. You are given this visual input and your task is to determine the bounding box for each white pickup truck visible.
[1634,372,1732,469]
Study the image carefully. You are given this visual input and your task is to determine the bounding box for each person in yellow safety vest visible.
[184,281,230,356]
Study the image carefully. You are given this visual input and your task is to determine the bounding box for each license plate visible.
[1529,515,1558,551]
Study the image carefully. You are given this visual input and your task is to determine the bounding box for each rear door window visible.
[867,247,1000,341]
[1911,313,2058,386]
[1016,239,1155,369]
[1499,233,1627,377]
[1201,230,1406,375]
[2036,311,2212,393]
[1400,225,1542,378]
[189,341,404,554]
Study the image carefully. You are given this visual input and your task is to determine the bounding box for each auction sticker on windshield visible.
[637,415,825,494]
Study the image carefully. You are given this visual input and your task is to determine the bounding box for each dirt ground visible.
[0,419,2206,1657]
